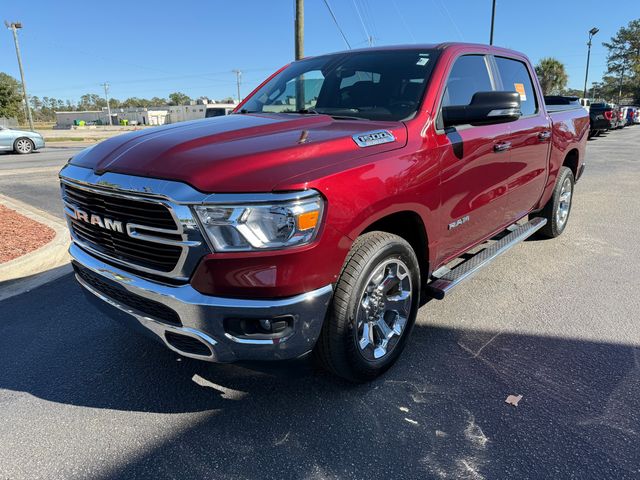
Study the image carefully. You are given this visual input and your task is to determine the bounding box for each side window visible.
[495,57,537,116]
[442,55,493,107]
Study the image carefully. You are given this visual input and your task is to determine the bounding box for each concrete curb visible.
[0,194,72,301]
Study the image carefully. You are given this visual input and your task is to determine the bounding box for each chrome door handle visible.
[538,130,551,141]
[493,141,512,153]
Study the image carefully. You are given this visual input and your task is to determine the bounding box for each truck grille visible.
[63,183,183,273]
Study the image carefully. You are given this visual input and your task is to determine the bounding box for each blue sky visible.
[1,0,637,103]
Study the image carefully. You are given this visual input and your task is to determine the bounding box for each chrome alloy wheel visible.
[556,177,573,229]
[355,258,413,361]
[15,138,33,154]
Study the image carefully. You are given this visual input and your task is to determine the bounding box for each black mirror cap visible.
[442,91,522,128]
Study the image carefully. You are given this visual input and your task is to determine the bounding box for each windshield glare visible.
[240,49,439,122]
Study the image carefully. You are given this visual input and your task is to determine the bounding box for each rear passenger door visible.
[493,56,551,222]
[434,54,513,263]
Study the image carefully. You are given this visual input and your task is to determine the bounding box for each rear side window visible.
[495,57,537,116]
[442,55,493,107]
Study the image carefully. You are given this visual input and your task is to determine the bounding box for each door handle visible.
[493,141,512,153]
[538,130,551,141]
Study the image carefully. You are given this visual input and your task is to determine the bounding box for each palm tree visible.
[535,58,568,95]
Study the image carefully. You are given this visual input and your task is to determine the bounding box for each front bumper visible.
[32,136,45,149]
[70,243,333,363]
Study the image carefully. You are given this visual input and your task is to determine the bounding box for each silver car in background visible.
[0,126,45,154]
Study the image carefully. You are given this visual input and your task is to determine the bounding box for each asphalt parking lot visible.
[0,146,83,219]
[1,128,639,479]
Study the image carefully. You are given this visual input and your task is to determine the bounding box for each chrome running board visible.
[426,217,547,300]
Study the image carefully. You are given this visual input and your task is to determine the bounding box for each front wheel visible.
[14,137,34,154]
[533,166,575,238]
[314,231,421,382]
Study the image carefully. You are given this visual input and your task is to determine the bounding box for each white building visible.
[56,101,237,128]
[166,101,237,124]
[55,107,169,128]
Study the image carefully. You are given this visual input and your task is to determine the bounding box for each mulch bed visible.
[0,204,56,263]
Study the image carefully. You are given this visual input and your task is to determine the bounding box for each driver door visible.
[433,54,513,264]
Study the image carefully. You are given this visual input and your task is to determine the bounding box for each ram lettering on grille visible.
[71,207,124,234]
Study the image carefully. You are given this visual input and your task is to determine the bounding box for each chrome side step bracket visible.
[426,217,547,300]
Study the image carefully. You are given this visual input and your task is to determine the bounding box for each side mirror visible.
[442,91,521,128]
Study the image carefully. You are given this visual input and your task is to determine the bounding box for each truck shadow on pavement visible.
[1,273,639,478]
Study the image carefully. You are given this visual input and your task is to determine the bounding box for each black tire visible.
[533,166,575,238]
[13,137,34,154]
[314,231,421,382]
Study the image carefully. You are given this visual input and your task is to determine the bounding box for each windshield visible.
[239,49,439,122]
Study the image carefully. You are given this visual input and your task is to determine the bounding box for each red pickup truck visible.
[60,43,588,381]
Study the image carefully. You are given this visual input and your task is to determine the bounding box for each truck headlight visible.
[193,192,324,251]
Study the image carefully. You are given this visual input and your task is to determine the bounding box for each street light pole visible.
[489,0,496,45]
[5,21,34,131]
[101,82,112,126]
[583,27,599,99]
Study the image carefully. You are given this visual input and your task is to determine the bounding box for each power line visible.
[352,0,373,46]
[433,0,464,41]
[321,0,351,49]
[360,0,379,43]
[390,0,416,43]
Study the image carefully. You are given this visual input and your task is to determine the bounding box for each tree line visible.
[0,83,236,123]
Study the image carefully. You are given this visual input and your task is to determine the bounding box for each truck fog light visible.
[259,319,272,331]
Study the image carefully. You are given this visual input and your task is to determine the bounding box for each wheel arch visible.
[562,148,579,179]
[360,210,430,281]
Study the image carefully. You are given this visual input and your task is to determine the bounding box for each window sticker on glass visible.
[416,54,430,66]
[514,83,527,101]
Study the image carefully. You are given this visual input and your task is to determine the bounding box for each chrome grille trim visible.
[60,165,211,281]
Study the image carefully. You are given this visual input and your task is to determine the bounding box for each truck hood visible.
[70,113,407,192]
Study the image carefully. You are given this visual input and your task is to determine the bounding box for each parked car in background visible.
[60,43,589,381]
[579,98,591,112]
[616,106,626,129]
[621,106,637,126]
[0,126,45,154]
[586,102,614,137]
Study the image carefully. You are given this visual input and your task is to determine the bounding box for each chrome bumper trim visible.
[70,243,333,362]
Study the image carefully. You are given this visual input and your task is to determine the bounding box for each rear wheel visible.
[534,166,574,238]
[14,137,34,154]
[314,232,421,382]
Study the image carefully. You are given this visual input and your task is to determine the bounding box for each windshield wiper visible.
[327,115,369,121]
[296,108,368,121]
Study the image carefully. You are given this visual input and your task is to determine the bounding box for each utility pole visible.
[583,27,599,99]
[489,0,496,45]
[101,82,112,126]
[294,0,305,111]
[5,21,34,131]
[232,69,242,103]
[295,0,304,60]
